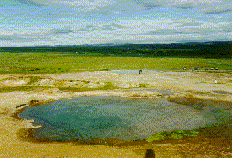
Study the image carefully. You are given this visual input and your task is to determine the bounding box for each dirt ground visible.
[1,70,232,157]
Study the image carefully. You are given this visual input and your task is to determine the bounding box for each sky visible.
[0,0,232,46]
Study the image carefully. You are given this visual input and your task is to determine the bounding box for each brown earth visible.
[1,70,232,157]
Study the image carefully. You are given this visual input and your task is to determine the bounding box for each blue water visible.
[109,70,141,74]
[19,96,228,142]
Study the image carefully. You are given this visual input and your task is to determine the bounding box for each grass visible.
[0,82,117,93]
[228,80,232,83]
[1,52,232,74]
[0,86,52,93]
[146,130,199,142]
[58,82,117,92]
[138,84,147,88]
[27,76,42,85]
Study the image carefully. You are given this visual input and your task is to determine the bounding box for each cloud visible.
[78,25,98,32]
[101,23,125,30]
[28,0,49,4]
[134,0,232,16]
[0,36,15,41]
[77,23,124,32]
[15,0,45,6]
[0,35,34,41]
[0,28,75,44]
[0,27,60,42]
[181,22,202,27]
[142,20,232,36]
[101,25,114,30]
[135,0,160,10]
[1,0,232,46]
[220,24,232,32]
[175,4,194,9]
[135,0,222,7]
[205,8,232,14]
[223,28,232,33]
[51,29,73,34]
[143,3,160,10]
[145,30,191,35]
[111,23,124,29]
[54,0,115,9]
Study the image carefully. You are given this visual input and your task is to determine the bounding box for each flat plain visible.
[1,51,232,157]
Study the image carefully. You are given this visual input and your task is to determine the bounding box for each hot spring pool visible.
[19,96,228,142]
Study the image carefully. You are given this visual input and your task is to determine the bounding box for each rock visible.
[16,104,27,108]
[88,82,99,88]
[118,83,130,88]
[145,149,155,158]
[29,100,40,106]
[42,88,59,93]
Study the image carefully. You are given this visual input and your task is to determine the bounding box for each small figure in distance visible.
[145,149,155,158]
[211,68,214,70]
[215,80,218,84]
[183,67,186,70]
[215,68,218,70]
[139,69,142,74]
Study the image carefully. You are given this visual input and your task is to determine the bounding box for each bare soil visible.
[1,70,232,157]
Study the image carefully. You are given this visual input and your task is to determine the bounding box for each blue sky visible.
[0,0,231,46]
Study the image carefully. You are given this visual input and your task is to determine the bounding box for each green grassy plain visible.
[1,52,232,74]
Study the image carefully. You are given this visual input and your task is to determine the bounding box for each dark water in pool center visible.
[19,96,229,142]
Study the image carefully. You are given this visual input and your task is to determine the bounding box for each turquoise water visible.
[19,96,228,142]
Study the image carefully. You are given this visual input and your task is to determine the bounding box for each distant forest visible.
[0,41,231,58]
